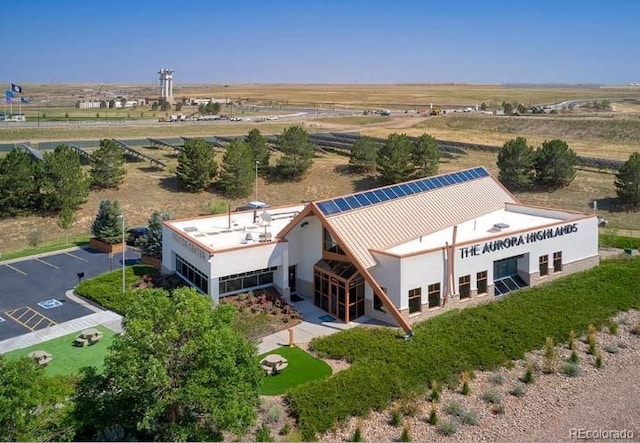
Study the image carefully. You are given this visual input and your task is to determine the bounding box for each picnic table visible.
[74,328,104,347]
[28,350,53,366]
[260,354,288,375]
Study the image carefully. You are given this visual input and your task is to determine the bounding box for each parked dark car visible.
[126,226,148,246]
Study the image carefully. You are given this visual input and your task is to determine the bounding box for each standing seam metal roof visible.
[324,175,517,268]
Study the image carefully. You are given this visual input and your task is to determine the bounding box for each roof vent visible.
[184,226,198,232]
[488,222,510,233]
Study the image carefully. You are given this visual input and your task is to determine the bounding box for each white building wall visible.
[286,215,323,297]
[208,243,285,277]
[370,252,403,308]
[398,250,447,308]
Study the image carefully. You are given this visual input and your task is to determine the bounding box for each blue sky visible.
[4,0,639,84]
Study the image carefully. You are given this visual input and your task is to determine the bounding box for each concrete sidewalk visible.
[257,299,374,354]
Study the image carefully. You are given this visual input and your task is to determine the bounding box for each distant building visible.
[0,113,26,122]
[76,100,102,109]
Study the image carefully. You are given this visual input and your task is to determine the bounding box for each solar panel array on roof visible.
[316,167,490,216]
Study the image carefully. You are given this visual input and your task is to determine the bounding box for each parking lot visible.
[0,247,140,341]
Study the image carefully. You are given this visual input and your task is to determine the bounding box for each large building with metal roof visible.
[162,166,599,335]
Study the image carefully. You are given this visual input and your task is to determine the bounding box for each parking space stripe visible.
[3,264,27,276]
[4,306,57,331]
[36,258,59,269]
[65,252,88,262]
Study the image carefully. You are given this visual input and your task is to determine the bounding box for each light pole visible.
[255,160,260,202]
[119,214,125,294]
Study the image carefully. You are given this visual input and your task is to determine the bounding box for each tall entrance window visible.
[553,251,562,272]
[314,259,364,322]
[477,271,487,294]
[323,228,345,255]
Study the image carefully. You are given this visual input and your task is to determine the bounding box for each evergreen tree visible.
[534,139,578,188]
[219,139,255,198]
[245,128,270,174]
[0,149,39,218]
[138,210,172,259]
[377,133,414,185]
[349,136,379,173]
[411,133,440,178]
[91,200,125,244]
[39,145,90,212]
[176,138,218,192]
[275,125,314,181]
[615,152,640,208]
[497,137,536,190]
[90,139,126,189]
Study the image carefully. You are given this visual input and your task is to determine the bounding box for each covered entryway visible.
[492,254,527,296]
[313,260,365,322]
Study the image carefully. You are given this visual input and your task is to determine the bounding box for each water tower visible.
[158,68,174,102]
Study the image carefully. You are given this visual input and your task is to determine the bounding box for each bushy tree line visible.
[497,137,578,190]
[1,288,262,442]
[349,133,441,184]
[0,145,89,221]
[176,125,312,197]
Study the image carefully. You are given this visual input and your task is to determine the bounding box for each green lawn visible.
[259,346,332,395]
[3,325,115,377]
[0,236,90,262]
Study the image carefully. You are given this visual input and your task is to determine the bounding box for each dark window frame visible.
[408,287,422,314]
[539,255,549,277]
[477,271,487,295]
[459,275,471,299]
[553,251,562,273]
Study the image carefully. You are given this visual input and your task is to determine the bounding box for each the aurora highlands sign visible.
[459,223,578,259]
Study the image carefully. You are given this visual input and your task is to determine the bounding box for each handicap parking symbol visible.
[38,299,63,310]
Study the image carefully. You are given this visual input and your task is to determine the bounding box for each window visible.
[408,287,422,314]
[553,251,562,272]
[323,228,345,255]
[175,254,209,294]
[218,266,277,295]
[459,275,471,299]
[477,271,487,295]
[428,283,440,309]
[539,255,549,277]
[374,287,387,311]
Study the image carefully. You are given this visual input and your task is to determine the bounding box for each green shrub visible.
[568,330,577,350]
[429,379,441,402]
[351,422,362,442]
[568,350,579,363]
[289,258,640,439]
[563,362,581,377]
[505,360,516,370]
[279,423,292,436]
[255,424,274,442]
[444,401,463,417]
[205,199,229,215]
[509,384,525,397]
[399,395,420,417]
[427,403,438,425]
[595,352,603,368]
[521,361,535,384]
[460,371,471,395]
[265,403,284,424]
[437,419,457,436]
[75,265,159,313]
[400,423,411,442]
[618,315,630,325]
[543,336,557,373]
[489,371,504,385]
[390,408,403,427]
[604,343,618,354]
[460,409,478,426]
[608,321,619,335]
[482,389,501,404]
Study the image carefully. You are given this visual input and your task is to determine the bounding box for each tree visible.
[174,102,182,111]
[246,128,270,174]
[348,136,378,173]
[534,139,578,188]
[502,101,513,115]
[160,101,171,112]
[91,200,124,244]
[480,102,488,111]
[201,101,221,115]
[517,103,527,115]
[0,148,39,218]
[411,133,440,178]
[108,99,116,109]
[138,210,172,258]
[73,288,263,441]
[0,356,75,442]
[377,133,414,185]
[219,139,255,198]
[39,145,90,212]
[275,125,315,181]
[151,102,158,111]
[497,137,536,190]
[90,139,126,189]
[615,152,640,209]
[176,138,218,192]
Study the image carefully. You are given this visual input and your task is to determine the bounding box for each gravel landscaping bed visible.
[318,310,640,442]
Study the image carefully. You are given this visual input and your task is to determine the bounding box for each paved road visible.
[0,247,139,341]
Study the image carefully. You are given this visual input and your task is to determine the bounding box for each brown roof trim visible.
[310,203,413,335]
[275,204,315,239]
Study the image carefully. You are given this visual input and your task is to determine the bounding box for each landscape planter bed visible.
[89,238,125,254]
